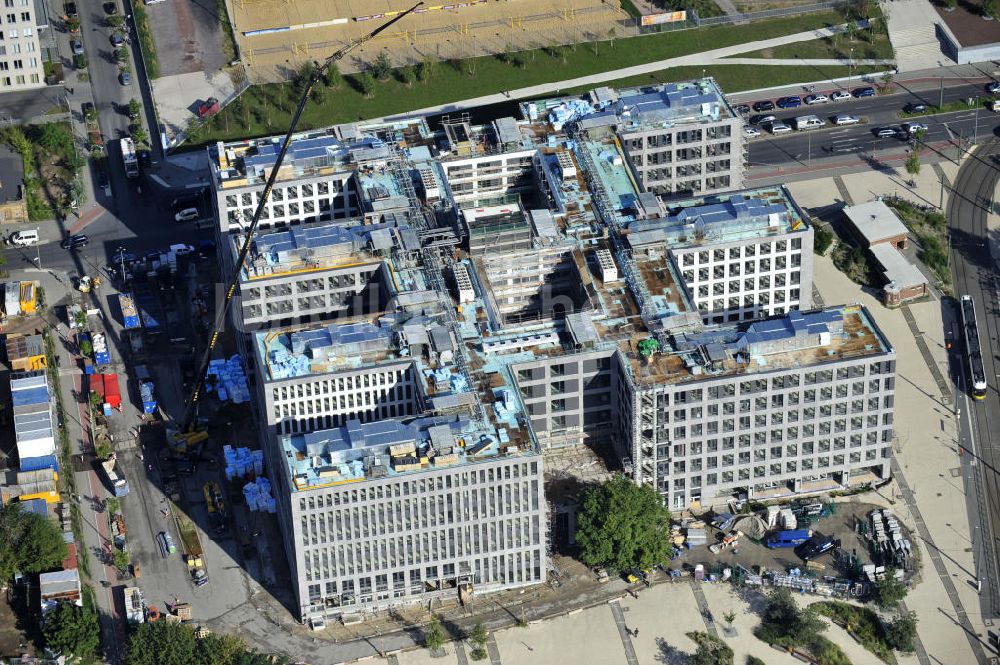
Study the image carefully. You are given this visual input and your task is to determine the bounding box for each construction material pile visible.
[223,445,264,480]
[206,356,250,403]
[243,477,276,513]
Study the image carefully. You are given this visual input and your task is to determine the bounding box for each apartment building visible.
[235,221,394,330]
[616,306,895,510]
[0,0,44,92]
[211,131,377,235]
[280,416,545,619]
[573,80,745,196]
[627,187,814,323]
[437,117,536,206]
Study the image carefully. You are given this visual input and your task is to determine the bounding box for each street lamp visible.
[35,227,40,268]
[116,246,127,284]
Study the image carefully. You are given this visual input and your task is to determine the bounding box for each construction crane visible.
[173,4,423,447]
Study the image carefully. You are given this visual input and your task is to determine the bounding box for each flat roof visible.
[282,414,536,491]
[629,187,809,248]
[623,305,892,386]
[843,200,908,245]
[869,243,927,290]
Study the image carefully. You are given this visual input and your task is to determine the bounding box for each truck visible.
[174,510,208,587]
[100,453,130,497]
[118,293,140,329]
[120,137,139,178]
[203,481,227,533]
[765,529,811,548]
[92,332,111,365]
[123,586,145,624]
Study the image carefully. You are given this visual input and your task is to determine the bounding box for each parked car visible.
[853,86,876,98]
[64,1,78,17]
[767,121,792,134]
[159,531,176,556]
[10,229,39,246]
[903,102,928,113]
[832,114,860,126]
[70,40,84,56]
[170,243,196,255]
[733,103,751,115]
[795,536,840,560]
[744,126,761,137]
[60,234,88,250]
[873,125,902,138]
[831,90,852,101]
[987,81,1000,94]
[110,33,124,47]
[98,171,111,196]
[119,71,131,85]
[804,93,829,105]
[174,208,199,223]
[776,95,802,109]
[752,100,775,112]
[103,1,118,14]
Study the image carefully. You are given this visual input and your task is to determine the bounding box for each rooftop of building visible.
[842,199,909,245]
[0,145,24,204]
[622,305,892,387]
[239,217,420,281]
[523,79,736,137]
[628,187,809,249]
[281,413,536,491]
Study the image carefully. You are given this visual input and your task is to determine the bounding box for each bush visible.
[357,71,377,98]
[885,611,918,652]
[688,631,733,665]
[371,51,393,80]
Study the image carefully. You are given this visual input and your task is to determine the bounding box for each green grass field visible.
[193,10,850,146]
[733,31,894,61]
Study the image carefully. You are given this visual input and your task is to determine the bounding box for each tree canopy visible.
[125,622,286,665]
[0,502,68,582]
[687,631,733,665]
[873,571,908,610]
[756,587,826,645]
[44,600,100,659]
[575,476,672,572]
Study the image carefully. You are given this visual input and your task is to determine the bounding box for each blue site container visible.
[20,454,58,472]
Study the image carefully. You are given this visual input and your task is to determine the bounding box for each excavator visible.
[167,4,424,456]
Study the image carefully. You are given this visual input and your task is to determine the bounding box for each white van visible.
[10,229,38,246]
[792,115,824,131]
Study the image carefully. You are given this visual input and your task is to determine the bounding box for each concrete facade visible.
[0,0,44,93]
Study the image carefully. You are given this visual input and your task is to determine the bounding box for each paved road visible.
[746,80,1000,171]
[947,140,1000,633]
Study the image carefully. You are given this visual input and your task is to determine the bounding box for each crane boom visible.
[180,4,423,433]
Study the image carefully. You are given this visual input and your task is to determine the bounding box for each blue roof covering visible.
[22,498,48,515]
[290,321,391,356]
[255,224,357,263]
[12,385,48,407]
[742,309,843,346]
[669,195,785,226]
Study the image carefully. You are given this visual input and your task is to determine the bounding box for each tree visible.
[424,616,445,652]
[399,65,417,87]
[44,601,100,659]
[575,476,672,572]
[357,70,377,98]
[747,657,767,665]
[879,71,894,94]
[107,15,124,28]
[983,0,999,19]
[723,610,736,626]
[323,61,341,88]
[873,571,908,609]
[905,152,921,180]
[106,497,121,514]
[469,621,488,660]
[757,588,825,644]
[132,124,149,147]
[608,27,617,48]
[0,503,68,582]
[417,54,436,82]
[943,0,957,9]
[126,622,199,665]
[885,611,918,651]
[294,61,316,95]
[687,631,734,665]
[113,547,131,572]
[371,51,393,80]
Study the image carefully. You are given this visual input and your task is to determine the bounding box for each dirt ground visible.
[0,586,41,659]
[228,0,624,81]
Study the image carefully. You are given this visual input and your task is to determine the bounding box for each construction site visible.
[224,0,628,81]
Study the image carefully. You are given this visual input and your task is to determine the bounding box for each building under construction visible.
[208,78,897,624]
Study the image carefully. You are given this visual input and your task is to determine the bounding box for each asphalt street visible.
[745,80,1000,170]
[948,140,1000,631]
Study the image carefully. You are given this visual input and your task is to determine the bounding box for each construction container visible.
[118,293,140,329]
[19,454,58,473]
[19,282,36,314]
[4,282,20,316]
[140,382,156,414]
[92,333,110,365]
[92,373,121,410]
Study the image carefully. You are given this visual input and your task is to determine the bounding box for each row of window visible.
[0,71,35,85]
[682,238,803,265]
[658,388,891,421]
